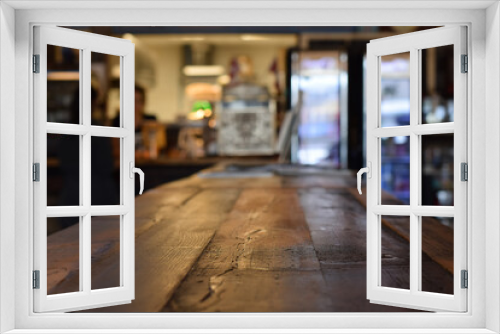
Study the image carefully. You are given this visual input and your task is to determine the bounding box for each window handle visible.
[357,162,372,195]
[129,162,145,195]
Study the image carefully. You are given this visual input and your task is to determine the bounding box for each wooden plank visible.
[299,189,411,286]
[47,188,200,293]
[299,188,374,268]
[166,184,452,312]
[299,188,451,310]
[281,175,356,189]
[321,268,414,312]
[49,188,240,312]
[47,165,456,312]
[85,188,240,312]
[163,188,326,312]
[167,270,333,312]
[163,175,283,189]
[46,221,80,294]
[162,163,358,190]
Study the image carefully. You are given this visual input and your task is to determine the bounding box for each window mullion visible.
[373,123,455,138]
[412,206,455,217]
[409,48,420,294]
[413,123,454,135]
[373,205,411,215]
[82,47,92,294]
[372,126,411,138]
[90,126,128,138]
[46,122,88,135]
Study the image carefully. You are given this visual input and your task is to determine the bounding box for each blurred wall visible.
[145,44,183,123]
[133,35,291,123]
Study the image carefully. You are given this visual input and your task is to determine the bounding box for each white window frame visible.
[33,25,136,313]
[0,1,498,333]
[366,26,468,312]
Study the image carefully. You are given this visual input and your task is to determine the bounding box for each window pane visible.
[421,216,454,294]
[381,136,410,205]
[381,215,410,290]
[421,45,454,124]
[91,136,120,205]
[91,52,121,127]
[47,134,80,206]
[380,52,410,127]
[421,134,454,206]
[47,45,80,124]
[47,217,80,295]
[91,215,121,290]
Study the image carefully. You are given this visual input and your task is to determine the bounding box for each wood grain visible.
[299,188,417,312]
[47,187,200,294]
[85,188,241,312]
[163,188,326,312]
[47,164,455,312]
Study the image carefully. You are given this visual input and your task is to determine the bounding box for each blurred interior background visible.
[46,26,455,234]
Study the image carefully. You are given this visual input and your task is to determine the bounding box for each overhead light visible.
[183,65,225,77]
[181,36,206,42]
[240,34,269,41]
[122,33,136,42]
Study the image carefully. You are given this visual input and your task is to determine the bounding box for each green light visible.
[191,100,212,113]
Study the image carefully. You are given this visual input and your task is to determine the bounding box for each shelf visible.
[47,71,79,81]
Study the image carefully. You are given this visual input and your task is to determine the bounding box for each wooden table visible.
[47,164,453,312]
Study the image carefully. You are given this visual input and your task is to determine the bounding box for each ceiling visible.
[5,0,497,10]
[135,33,298,46]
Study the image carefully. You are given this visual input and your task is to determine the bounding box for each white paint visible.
[32,26,135,313]
[0,2,493,334]
[366,26,467,312]
[3,1,497,10]
[485,2,500,333]
[0,2,16,334]
[2,330,499,334]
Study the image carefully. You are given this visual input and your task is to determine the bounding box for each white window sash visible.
[32,25,136,313]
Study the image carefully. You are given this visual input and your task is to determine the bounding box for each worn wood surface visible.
[163,188,328,312]
[46,166,454,312]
